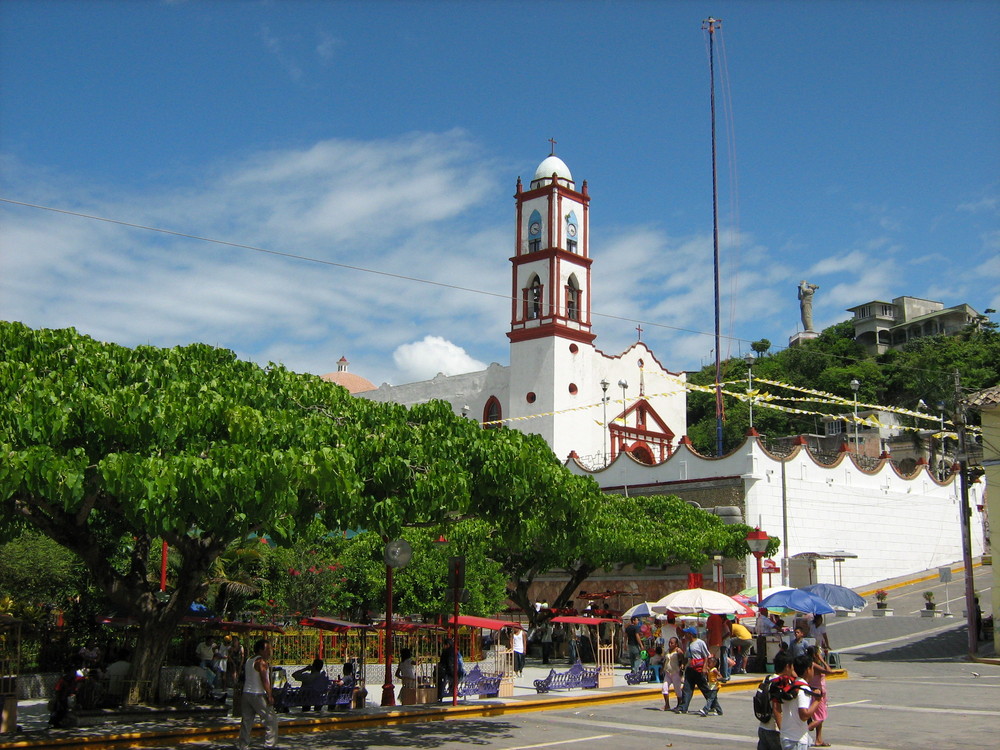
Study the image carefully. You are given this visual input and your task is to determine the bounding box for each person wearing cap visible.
[672,627,712,714]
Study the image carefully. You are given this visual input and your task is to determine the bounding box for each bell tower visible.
[507,151,594,345]
[507,151,597,453]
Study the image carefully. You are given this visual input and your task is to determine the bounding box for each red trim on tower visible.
[507,325,596,345]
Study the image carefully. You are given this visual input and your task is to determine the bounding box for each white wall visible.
[569,437,986,590]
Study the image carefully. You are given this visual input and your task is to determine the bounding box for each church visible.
[354,152,688,469]
[325,151,987,599]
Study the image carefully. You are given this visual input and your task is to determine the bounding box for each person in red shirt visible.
[705,614,731,680]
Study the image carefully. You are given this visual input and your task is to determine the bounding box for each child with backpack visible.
[753,651,789,750]
[773,653,825,750]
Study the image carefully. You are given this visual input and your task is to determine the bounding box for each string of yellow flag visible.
[480,368,978,440]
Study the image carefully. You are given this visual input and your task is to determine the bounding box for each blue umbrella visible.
[759,589,836,615]
[801,583,866,612]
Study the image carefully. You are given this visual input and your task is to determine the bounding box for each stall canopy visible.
[298,616,373,632]
[445,615,522,631]
[550,616,619,625]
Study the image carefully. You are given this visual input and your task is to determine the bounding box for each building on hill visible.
[848,296,982,355]
[360,152,688,468]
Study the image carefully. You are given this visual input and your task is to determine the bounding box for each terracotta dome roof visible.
[320,356,376,394]
[321,370,376,394]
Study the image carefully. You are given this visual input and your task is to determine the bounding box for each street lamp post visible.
[743,352,755,431]
[600,379,610,465]
[617,379,628,459]
[381,539,412,706]
[850,378,861,455]
[746,527,770,672]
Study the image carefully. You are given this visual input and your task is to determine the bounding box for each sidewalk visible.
[0,661,800,750]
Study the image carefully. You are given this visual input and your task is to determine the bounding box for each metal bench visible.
[275,674,330,712]
[624,665,660,685]
[274,675,355,712]
[533,661,599,693]
[457,665,503,698]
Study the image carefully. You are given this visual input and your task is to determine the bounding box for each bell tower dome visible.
[508,150,594,345]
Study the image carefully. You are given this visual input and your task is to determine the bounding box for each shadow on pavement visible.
[854,624,989,662]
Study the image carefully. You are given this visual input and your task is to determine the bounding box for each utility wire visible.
[1,196,738,345]
[1,196,991,385]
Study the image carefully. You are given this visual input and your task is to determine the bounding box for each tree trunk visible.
[127,614,183,703]
[552,565,596,611]
[507,580,537,628]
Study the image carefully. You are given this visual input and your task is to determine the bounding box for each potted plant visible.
[923,591,936,610]
[875,589,888,609]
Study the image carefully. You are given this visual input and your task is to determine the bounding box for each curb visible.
[856,561,983,598]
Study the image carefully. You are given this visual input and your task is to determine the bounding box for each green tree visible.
[686,316,1000,455]
[0,323,391,696]
[0,323,602,693]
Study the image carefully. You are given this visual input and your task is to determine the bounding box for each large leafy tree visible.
[0,323,609,693]
[0,323,365,694]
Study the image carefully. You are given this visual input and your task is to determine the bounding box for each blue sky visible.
[2,0,997,389]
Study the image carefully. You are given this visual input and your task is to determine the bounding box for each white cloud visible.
[316,31,339,61]
[259,25,303,82]
[0,133,504,386]
[392,336,486,381]
[957,194,999,214]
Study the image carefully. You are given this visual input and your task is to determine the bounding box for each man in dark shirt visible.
[625,617,643,670]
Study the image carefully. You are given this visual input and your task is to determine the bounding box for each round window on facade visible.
[526,392,536,404]
[569,343,579,354]
[568,383,578,395]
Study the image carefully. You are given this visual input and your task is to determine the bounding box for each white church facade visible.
[567,435,986,592]
[361,153,688,468]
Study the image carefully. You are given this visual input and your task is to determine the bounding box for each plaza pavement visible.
[0,561,993,749]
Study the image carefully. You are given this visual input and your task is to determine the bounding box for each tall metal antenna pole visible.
[703,16,724,456]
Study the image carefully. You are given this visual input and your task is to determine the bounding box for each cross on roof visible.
[636,324,643,341]
[548,137,557,155]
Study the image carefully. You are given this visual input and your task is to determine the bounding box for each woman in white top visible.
[395,648,417,693]
[511,628,526,676]
[660,637,684,711]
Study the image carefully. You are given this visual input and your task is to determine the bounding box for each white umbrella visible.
[651,588,754,616]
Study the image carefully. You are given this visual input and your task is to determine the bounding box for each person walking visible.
[806,646,833,747]
[540,619,554,665]
[757,651,790,750]
[237,639,278,750]
[777,654,824,750]
[695,656,724,716]
[672,627,712,714]
[625,617,644,671]
[511,627,526,676]
[659,636,684,711]
[437,639,464,701]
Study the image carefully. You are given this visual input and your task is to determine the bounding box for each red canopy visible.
[217,620,285,634]
[445,615,522,631]
[550,616,619,625]
[299,616,373,632]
